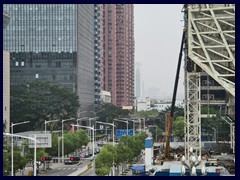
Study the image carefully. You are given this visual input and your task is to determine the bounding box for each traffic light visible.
[41,156,52,161]
[41,156,46,161]
[70,157,80,161]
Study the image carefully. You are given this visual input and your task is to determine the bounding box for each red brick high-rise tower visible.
[101,4,135,108]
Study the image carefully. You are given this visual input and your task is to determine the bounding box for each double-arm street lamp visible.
[90,111,96,117]
[44,119,60,134]
[71,124,96,176]
[4,132,39,176]
[112,119,129,176]
[114,118,129,136]
[77,117,89,130]
[127,119,138,135]
[77,111,87,118]
[96,121,116,145]
[61,118,75,163]
[10,121,30,176]
[148,125,158,142]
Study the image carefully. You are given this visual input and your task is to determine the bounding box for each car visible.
[88,150,93,156]
[64,159,73,165]
[80,153,86,158]
[95,148,100,154]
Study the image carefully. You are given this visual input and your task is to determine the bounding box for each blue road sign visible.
[116,129,134,138]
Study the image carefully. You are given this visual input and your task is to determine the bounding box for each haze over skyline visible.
[135,4,184,100]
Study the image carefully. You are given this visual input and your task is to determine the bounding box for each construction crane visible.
[164,29,186,160]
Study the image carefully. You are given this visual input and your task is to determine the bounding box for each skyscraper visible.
[3,12,10,133]
[3,4,95,112]
[94,4,104,110]
[101,4,135,107]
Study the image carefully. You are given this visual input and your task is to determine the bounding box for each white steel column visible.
[185,72,201,160]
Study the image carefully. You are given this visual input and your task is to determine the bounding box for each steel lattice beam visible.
[184,72,201,160]
[184,4,235,159]
[187,4,235,97]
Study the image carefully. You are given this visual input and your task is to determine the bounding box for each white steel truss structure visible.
[185,4,235,158]
[184,72,201,160]
[187,4,235,97]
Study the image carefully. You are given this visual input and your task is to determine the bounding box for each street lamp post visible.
[149,125,158,142]
[97,121,116,176]
[138,119,141,131]
[71,124,95,175]
[61,118,75,163]
[89,112,98,138]
[10,121,30,176]
[143,118,146,131]
[77,111,87,128]
[119,118,130,135]
[114,119,129,136]
[77,111,87,119]
[4,133,39,176]
[90,111,96,117]
[58,137,63,163]
[96,121,116,145]
[128,119,138,135]
[77,117,89,130]
[44,119,60,134]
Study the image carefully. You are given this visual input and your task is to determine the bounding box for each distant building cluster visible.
[136,97,183,112]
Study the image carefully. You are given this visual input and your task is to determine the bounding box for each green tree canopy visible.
[10,81,80,132]
[3,138,31,176]
[97,103,130,123]
[172,116,185,137]
[64,130,89,155]
[133,109,159,119]
[95,144,116,176]
[95,132,147,176]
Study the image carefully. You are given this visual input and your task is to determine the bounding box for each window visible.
[56,61,61,68]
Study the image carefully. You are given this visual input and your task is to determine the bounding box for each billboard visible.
[122,106,133,110]
[28,134,52,148]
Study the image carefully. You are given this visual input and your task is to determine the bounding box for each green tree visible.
[95,132,147,176]
[133,109,159,119]
[3,139,30,176]
[10,81,80,132]
[149,126,163,142]
[95,144,116,176]
[97,103,130,123]
[61,129,89,156]
[172,116,185,138]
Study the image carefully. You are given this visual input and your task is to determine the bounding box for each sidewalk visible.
[15,163,64,176]
[15,167,32,176]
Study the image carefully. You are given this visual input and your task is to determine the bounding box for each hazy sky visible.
[134,4,184,100]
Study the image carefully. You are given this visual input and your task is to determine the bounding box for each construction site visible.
[139,4,235,176]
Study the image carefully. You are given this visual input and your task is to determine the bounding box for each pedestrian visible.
[36,163,39,176]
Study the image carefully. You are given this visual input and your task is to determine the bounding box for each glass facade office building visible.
[3,4,95,112]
